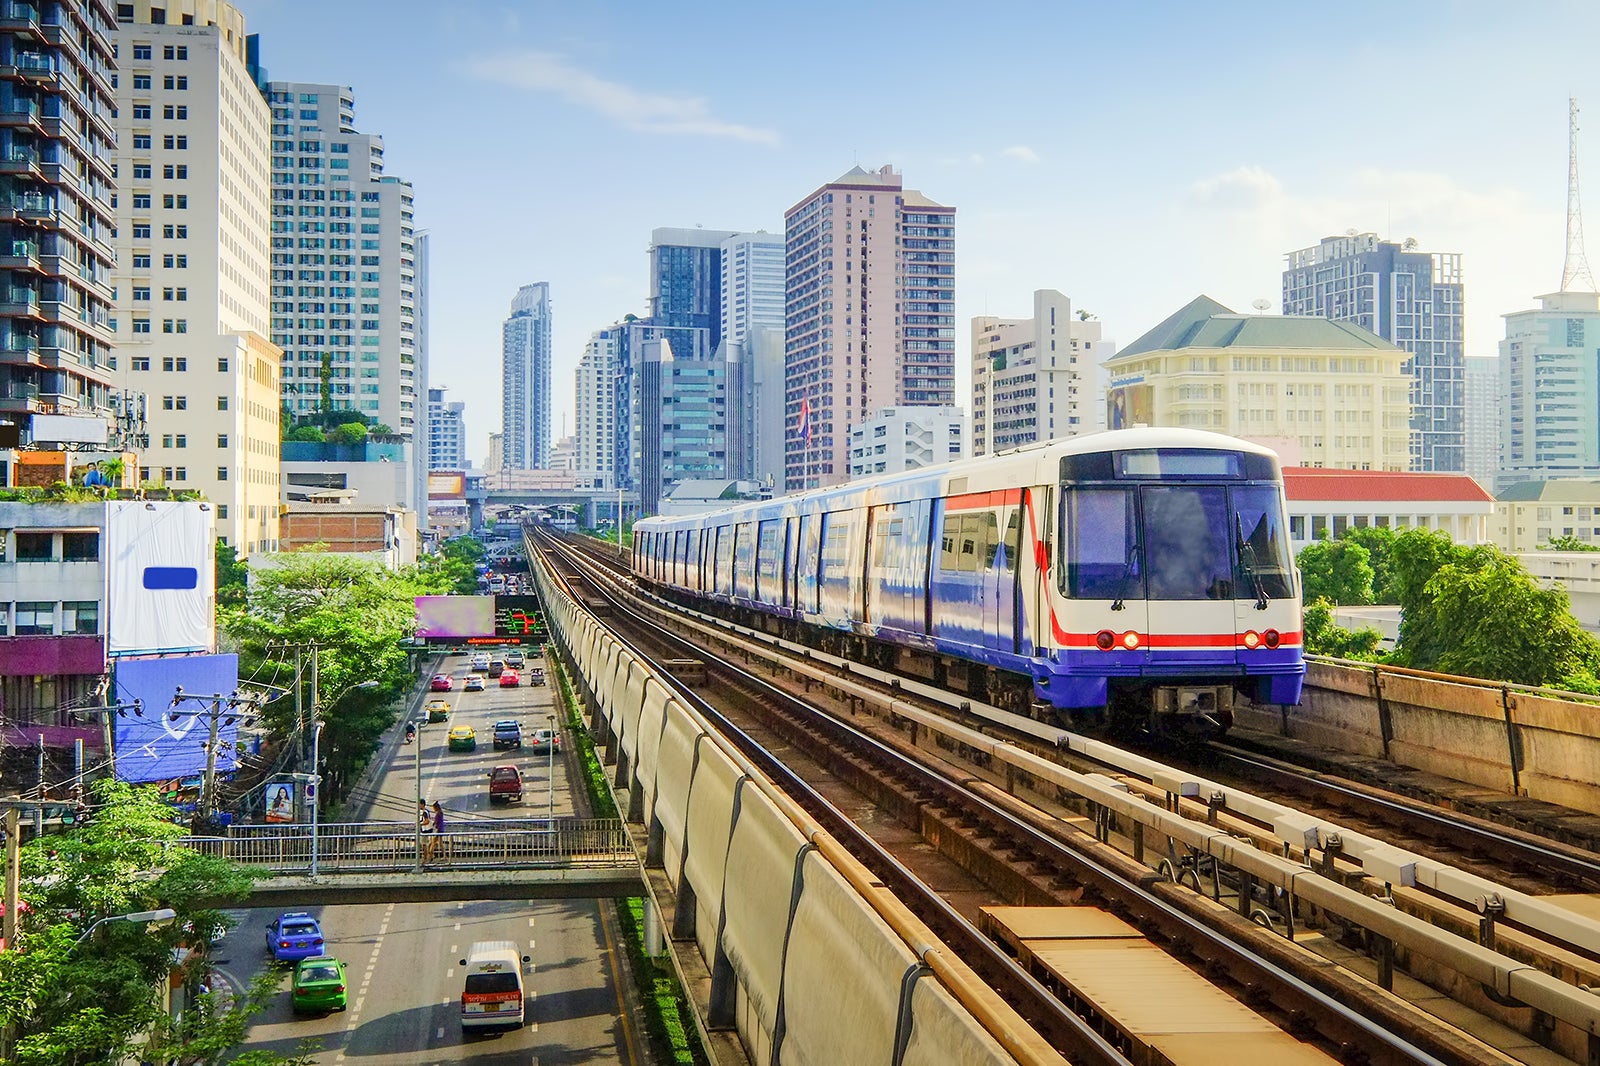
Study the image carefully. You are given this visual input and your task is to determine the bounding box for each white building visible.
[1464,355,1500,490]
[549,435,577,472]
[847,405,965,480]
[111,0,281,555]
[575,326,616,489]
[426,386,466,470]
[720,231,784,351]
[1500,291,1600,484]
[486,431,503,473]
[502,283,551,469]
[971,289,1114,454]
[735,326,785,491]
[1282,468,1495,550]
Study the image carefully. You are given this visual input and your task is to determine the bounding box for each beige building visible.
[111,0,281,554]
[1493,480,1600,551]
[1103,295,1410,471]
[972,289,1115,453]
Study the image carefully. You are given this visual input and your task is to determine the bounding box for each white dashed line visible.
[453,921,461,930]
[527,917,536,927]
[449,943,457,954]
[446,966,454,977]
[435,1026,444,1039]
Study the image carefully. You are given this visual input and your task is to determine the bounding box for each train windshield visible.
[1064,484,1294,601]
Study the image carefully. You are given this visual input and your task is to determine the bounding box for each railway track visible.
[537,531,1486,1065]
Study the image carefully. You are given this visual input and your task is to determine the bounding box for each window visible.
[162,165,187,180]
[132,253,150,268]
[161,105,187,120]
[162,395,187,410]
[216,357,228,372]
[131,356,149,371]
[216,396,228,410]
[162,135,187,150]
[162,74,188,89]
[133,74,151,89]
[132,319,151,334]
[217,466,228,481]
[13,601,53,636]
[161,194,188,209]
[132,285,150,301]
[132,223,150,239]
[162,225,187,239]
[132,105,151,120]
[217,433,228,448]
[62,532,98,561]
[62,601,98,635]
[162,355,187,371]
[14,532,54,561]
[133,44,151,60]
[132,134,151,149]
[162,254,188,268]
[217,504,228,519]
[162,44,187,60]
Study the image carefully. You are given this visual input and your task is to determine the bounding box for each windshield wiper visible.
[1234,516,1269,610]
[1110,541,1141,611]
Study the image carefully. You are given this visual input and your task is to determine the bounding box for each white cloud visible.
[1001,145,1039,164]
[466,51,778,144]
[1188,165,1284,210]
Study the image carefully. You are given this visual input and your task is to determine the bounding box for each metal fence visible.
[169,818,634,875]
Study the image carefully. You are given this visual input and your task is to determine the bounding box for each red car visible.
[498,669,520,688]
[430,674,454,692]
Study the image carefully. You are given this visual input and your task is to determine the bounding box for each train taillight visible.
[1263,629,1281,649]
[1094,630,1115,650]
[1121,631,1140,650]
[1243,630,1261,649]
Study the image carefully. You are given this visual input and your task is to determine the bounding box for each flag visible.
[798,396,811,446]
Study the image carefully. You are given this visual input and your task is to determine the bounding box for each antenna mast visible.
[1563,96,1596,292]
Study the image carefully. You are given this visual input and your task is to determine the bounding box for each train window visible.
[957,516,979,572]
[939,514,960,570]
[1066,488,1140,599]
[1001,508,1021,573]
[1230,486,1295,599]
[979,512,1001,570]
[1143,487,1232,600]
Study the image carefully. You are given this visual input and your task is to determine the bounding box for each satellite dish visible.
[1251,299,1271,314]
[1404,237,1419,250]
[1345,228,1359,236]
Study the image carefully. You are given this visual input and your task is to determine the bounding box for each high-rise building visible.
[1464,355,1499,489]
[0,0,120,451]
[971,290,1114,454]
[426,386,465,471]
[111,0,281,553]
[486,431,502,472]
[784,165,955,491]
[847,405,965,479]
[1499,291,1600,483]
[1104,295,1411,471]
[265,82,420,439]
[734,326,785,490]
[576,326,616,489]
[501,282,551,469]
[1282,233,1464,472]
[413,229,429,528]
[637,336,740,514]
[720,230,783,351]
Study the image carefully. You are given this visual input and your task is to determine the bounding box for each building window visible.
[62,531,98,561]
[162,74,188,90]
[162,395,187,410]
[161,194,188,209]
[62,601,98,635]
[132,223,150,239]
[163,254,189,268]
[133,134,151,150]
[217,504,228,520]
[14,532,54,561]
[133,44,151,60]
[132,319,151,334]
[162,165,188,180]
[217,357,228,372]
[161,135,188,150]
[217,396,228,410]
[162,225,188,239]
[133,74,151,89]
[217,467,229,481]
[217,433,228,447]
[13,601,53,636]
[161,357,187,371]
[131,356,150,371]
[173,468,187,481]
[132,253,151,269]
[162,44,187,60]
[132,285,150,301]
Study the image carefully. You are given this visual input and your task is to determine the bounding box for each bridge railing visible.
[167,818,634,875]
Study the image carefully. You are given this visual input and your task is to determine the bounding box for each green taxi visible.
[291,955,348,1013]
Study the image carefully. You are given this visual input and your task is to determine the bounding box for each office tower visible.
[486,431,502,472]
[1463,356,1499,489]
[847,405,965,479]
[1500,292,1600,482]
[1104,295,1411,471]
[971,290,1114,454]
[265,82,420,435]
[1282,232,1465,472]
[784,165,955,491]
[0,0,119,449]
[734,326,784,489]
[637,336,739,514]
[426,386,465,471]
[576,326,616,489]
[720,230,783,351]
[414,229,429,527]
[501,282,551,469]
[111,0,281,553]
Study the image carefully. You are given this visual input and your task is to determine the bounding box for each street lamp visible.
[546,713,556,827]
[309,679,379,878]
[73,907,177,946]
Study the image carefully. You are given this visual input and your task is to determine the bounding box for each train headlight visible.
[1121,631,1140,650]
[1243,630,1261,649]
[1094,630,1115,651]
[1263,629,1281,649]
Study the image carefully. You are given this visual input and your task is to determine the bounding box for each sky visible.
[245,0,1600,464]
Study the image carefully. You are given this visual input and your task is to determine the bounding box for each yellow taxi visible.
[447,724,477,752]
[425,699,451,723]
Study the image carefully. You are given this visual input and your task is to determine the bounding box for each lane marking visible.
[450,943,457,954]
[527,917,536,927]
[597,900,643,1065]
[435,1026,444,1039]
[453,922,460,930]
[446,967,454,977]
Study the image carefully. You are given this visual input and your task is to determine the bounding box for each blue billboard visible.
[113,654,240,784]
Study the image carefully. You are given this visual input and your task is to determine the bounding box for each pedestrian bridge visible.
[172,818,644,907]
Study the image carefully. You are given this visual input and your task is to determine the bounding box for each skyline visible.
[244,0,1600,464]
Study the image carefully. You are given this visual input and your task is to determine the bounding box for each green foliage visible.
[1544,535,1600,552]
[1341,525,1399,601]
[0,781,277,1065]
[370,422,394,436]
[284,424,326,443]
[0,481,104,503]
[215,540,248,609]
[327,421,368,445]
[414,536,486,595]
[1296,538,1375,605]
[1301,598,1384,661]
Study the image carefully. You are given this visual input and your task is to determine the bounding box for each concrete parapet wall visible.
[1243,659,1600,816]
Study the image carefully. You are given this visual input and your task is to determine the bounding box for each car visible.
[498,669,520,688]
[447,724,477,751]
[266,912,326,962]
[463,674,486,692]
[488,764,523,803]
[525,665,545,687]
[492,719,522,750]
[430,674,454,692]
[471,653,491,672]
[504,650,525,669]
[488,659,506,678]
[425,698,451,723]
[528,727,561,755]
[291,956,348,1013]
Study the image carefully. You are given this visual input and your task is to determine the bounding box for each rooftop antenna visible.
[1251,298,1271,315]
[1563,96,1597,292]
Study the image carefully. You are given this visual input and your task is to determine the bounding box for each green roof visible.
[1497,480,1600,503]
[1114,294,1400,359]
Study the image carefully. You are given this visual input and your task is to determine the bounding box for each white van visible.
[458,940,529,1029]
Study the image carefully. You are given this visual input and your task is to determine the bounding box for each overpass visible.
[465,479,637,531]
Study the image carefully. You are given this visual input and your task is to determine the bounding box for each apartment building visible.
[575,326,615,488]
[426,385,465,470]
[847,405,965,479]
[1499,290,1600,484]
[971,289,1113,454]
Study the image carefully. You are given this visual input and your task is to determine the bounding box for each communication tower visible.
[1562,96,1596,292]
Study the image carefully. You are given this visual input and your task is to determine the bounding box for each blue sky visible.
[246,0,1600,462]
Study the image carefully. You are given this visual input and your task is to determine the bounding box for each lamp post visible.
[546,713,556,827]
[308,676,379,878]
[73,907,177,946]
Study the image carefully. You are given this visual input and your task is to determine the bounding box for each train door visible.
[796,512,821,617]
[780,517,795,612]
[1139,485,1233,651]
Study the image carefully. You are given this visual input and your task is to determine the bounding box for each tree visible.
[215,540,248,609]
[0,781,309,1065]
[1295,537,1375,605]
[284,425,325,443]
[328,421,368,445]
[1544,535,1600,552]
[1302,597,1384,660]
[1341,525,1399,601]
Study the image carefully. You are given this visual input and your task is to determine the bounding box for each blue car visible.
[266,912,326,962]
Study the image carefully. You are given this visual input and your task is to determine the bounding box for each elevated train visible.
[631,428,1303,732]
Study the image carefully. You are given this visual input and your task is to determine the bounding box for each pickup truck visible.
[487,764,523,804]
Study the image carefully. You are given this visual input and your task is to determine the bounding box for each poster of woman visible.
[265,783,296,824]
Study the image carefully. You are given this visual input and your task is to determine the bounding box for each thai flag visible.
[798,396,811,446]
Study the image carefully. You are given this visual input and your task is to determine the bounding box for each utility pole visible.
[3,807,17,952]
[292,644,304,763]
[199,695,222,818]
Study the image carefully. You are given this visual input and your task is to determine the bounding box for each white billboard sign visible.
[107,501,216,655]
[31,413,109,445]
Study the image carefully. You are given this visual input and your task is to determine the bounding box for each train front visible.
[1044,441,1304,728]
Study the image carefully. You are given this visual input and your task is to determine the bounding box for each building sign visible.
[428,471,466,500]
[1108,382,1154,430]
[494,595,544,639]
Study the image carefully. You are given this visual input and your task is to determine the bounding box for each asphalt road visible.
[224,652,643,1064]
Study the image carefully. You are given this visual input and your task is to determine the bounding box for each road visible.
[225,650,643,1064]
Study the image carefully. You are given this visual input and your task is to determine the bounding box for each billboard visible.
[415,595,494,639]
[107,501,215,656]
[494,594,544,638]
[264,780,296,823]
[31,413,110,445]
[427,471,466,500]
[113,653,240,784]
[1108,381,1154,430]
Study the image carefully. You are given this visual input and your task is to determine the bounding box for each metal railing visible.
[169,818,635,875]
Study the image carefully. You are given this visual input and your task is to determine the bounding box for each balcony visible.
[0,285,39,315]
[0,3,44,35]
[0,144,41,176]
[2,52,52,82]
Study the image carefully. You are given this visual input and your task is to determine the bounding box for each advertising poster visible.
[1108,381,1154,430]
[113,653,240,783]
[265,781,296,824]
[415,595,495,639]
[107,501,215,655]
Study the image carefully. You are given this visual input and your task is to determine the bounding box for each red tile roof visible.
[1283,468,1495,503]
